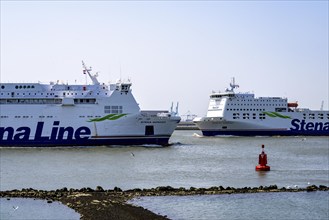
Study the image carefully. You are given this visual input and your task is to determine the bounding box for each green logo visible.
[88,114,127,122]
[263,112,291,119]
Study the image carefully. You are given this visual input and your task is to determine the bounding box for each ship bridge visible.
[210,92,235,99]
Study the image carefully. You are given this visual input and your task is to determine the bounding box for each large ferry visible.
[0,62,180,147]
[193,78,329,136]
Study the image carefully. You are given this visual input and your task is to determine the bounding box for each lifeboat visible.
[288,102,298,108]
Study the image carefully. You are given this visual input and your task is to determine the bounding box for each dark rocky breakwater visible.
[1,185,328,220]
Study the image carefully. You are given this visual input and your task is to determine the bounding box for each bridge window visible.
[74,99,96,104]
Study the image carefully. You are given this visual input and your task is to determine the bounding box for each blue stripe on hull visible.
[202,130,329,136]
[0,136,170,147]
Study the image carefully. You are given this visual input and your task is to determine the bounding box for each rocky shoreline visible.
[1,185,328,220]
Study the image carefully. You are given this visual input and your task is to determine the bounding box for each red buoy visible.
[256,144,270,171]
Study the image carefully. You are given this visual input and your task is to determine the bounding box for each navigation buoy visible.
[255,144,270,171]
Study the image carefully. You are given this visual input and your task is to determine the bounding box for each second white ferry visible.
[0,62,181,147]
[194,78,329,136]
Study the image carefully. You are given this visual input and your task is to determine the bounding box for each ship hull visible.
[0,136,171,147]
[201,129,328,136]
[0,105,180,147]
[195,114,329,137]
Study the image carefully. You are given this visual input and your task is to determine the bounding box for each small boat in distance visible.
[0,62,181,147]
[193,78,329,136]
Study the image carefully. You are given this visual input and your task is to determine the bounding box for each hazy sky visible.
[1,1,328,118]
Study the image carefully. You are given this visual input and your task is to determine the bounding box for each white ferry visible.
[0,62,181,147]
[193,78,329,136]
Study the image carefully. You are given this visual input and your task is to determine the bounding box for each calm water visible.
[0,130,328,219]
[0,198,79,220]
[130,191,329,220]
[1,130,328,190]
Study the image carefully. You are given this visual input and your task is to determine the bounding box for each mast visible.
[226,77,239,92]
[82,61,100,85]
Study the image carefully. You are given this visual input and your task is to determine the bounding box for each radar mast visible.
[226,77,239,92]
[82,61,100,85]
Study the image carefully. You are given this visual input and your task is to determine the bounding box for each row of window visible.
[305,116,329,119]
[233,99,286,102]
[0,92,107,96]
[0,98,97,105]
[0,85,36,89]
[1,115,101,119]
[0,85,110,90]
[3,115,55,119]
[104,106,123,114]
[233,116,266,120]
[50,86,107,91]
[227,103,286,106]
[74,99,96,104]
[233,113,266,120]
[231,112,329,120]
[79,115,102,118]
[0,99,62,104]
[227,108,266,111]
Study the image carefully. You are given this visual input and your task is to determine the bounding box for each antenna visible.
[226,77,239,92]
[320,101,324,111]
[175,102,179,115]
[229,77,239,91]
[119,62,122,80]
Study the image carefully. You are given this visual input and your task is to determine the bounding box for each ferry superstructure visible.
[0,62,181,147]
[193,78,329,136]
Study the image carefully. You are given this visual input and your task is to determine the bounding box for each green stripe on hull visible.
[263,112,291,119]
[88,114,127,122]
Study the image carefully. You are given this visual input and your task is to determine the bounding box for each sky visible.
[1,1,328,118]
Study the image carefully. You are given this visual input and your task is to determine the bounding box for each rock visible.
[208,186,219,191]
[319,185,327,189]
[155,186,174,192]
[198,188,206,192]
[95,186,104,192]
[114,187,122,192]
[86,187,93,192]
[306,186,315,192]
[61,187,68,192]
[91,200,101,204]
[178,187,186,191]
[268,185,278,190]
[306,185,318,192]
[79,187,86,192]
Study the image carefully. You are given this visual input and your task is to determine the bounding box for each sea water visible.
[0,130,328,219]
[0,198,80,220]
[130,191,329,220]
